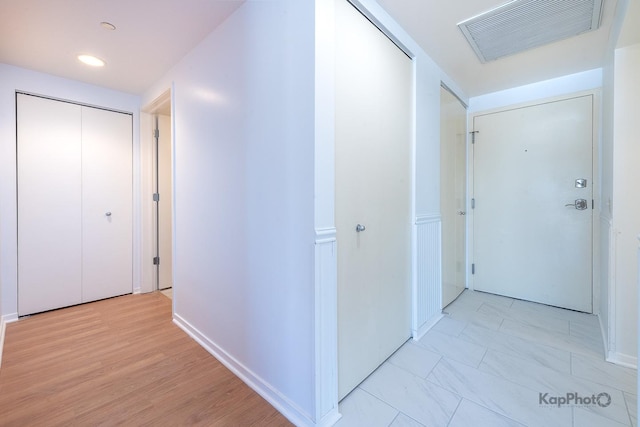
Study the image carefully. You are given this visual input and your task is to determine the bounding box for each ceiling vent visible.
[458,0,604,63]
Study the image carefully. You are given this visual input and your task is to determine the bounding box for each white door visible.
[473,95,593,312]
[156,114,173,290]
[17,94,133,315]
[81,106,133,302]
[336,0,412,399]
[440,87,467,308]
[17,95,83,315]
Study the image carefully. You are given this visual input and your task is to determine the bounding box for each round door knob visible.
[105,212,112,217]
[355,224,366,232]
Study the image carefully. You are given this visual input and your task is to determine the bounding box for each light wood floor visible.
[0,292,292,426]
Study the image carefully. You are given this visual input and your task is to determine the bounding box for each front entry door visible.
[335,0,412,399]
[472,95,593,313]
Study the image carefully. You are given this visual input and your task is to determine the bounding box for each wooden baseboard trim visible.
[173,312,318,426]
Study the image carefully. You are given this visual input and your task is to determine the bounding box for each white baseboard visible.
[597,313,609,360]
[173,313,319,427]
[606,351,638,370]
[412,313,444,342]
[0,313,19,368]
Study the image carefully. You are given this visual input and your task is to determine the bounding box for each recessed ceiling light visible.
[78,54,106,67]
[100,22,116,31]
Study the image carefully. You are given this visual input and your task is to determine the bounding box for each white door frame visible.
[140,88,175,295]
[467,90,601,313]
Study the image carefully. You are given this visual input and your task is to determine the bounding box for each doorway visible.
[472,94,594,312]
[144,91,174,296]
[440,86,467,308]
[335,0,413,400]
[154,113,173,292]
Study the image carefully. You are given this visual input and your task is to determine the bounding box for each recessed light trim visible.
[100,22,116,31]
[78,54,106,67]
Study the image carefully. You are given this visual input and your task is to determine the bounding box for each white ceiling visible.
[376,0,622,97]
[0,0,636,98]
[0,0,245,95]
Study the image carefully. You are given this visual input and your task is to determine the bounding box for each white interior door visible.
[17,94,83,315]
[440,87,467,308]
[336,0,412,400]
[81,106,133,302]
[473,95,593,312]
[156,114,173,290]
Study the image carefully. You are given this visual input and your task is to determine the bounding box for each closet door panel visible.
[17,94,83,315]
[81,106,133,302]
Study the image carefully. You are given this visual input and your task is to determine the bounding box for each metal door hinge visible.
[470,130,479,144]
[471,198,475,209]
[153,193,160,202]
[153,257,160,265]
[592,199,594,210]
[153,129,159,139]
[472,263,475,275]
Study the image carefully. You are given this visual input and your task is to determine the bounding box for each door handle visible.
[457,211,466,216]
[355,224,366,232]
[105,212,112,217]
[565,199,588,210]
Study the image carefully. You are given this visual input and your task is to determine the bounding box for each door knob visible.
[457,211,466,216]
[105,212,112,217]
[355,224,366,232]
[565,199,588,210]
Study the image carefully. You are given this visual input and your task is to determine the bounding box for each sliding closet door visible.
[81,107,133,302]
[336,0,412,399]
[17,94,83,315]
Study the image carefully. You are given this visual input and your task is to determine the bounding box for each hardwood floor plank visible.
[0,293,292,426]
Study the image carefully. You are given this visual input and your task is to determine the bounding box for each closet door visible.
[81,106,133,302]
[17,94,83,315]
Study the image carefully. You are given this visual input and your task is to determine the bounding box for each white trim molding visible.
[413,214,443,340]
[173,313,318,427]
[0,313,19,368]
[314,227,341,426]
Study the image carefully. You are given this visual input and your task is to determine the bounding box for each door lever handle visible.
[355,224,366,232]
[565,199,588,210]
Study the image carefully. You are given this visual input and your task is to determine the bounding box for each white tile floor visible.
[336,290,638,427]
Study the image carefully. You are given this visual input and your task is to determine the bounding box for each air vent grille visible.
[458,0,604,63]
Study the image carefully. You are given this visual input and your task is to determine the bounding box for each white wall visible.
[0,63,141,320]
[600,44,615,358]
[469,68,603,113]
[611,43,640,366]
[142,1,318,424]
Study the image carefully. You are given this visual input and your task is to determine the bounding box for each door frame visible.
[440,83,468,308]
[467,90,601,313]
[141,88,175,295]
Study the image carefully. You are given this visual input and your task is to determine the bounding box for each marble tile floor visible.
[336,290,637,427]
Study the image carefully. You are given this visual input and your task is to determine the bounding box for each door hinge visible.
[153,256,160,265]
[471,198,475,209]
[153,128,159,139]
[470,130,479,144]
[153,193,160,202]
[592,199,594,210]
[472,263,475,275]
